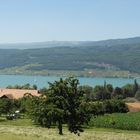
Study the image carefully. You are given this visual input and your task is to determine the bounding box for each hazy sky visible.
[0,0,140,43]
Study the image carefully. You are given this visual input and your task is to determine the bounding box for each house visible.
[0,88,39,99]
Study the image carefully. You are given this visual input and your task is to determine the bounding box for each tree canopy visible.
[31,77,90,135]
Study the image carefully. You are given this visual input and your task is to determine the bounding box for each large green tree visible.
[31,77,90,135]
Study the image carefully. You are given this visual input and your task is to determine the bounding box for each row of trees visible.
[80,79,140,101]
[6,83,38,90]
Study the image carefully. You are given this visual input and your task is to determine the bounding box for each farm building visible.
[0,88,39,99]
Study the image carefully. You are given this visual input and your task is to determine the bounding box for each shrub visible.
[103,99,129,113]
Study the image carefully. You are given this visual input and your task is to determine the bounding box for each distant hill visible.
[0,36,140,49]
[0,36,140,73]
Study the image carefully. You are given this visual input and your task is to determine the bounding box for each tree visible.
[133,79,139,96]
[122,84,133,98]
[106,84,113,93]
[112,87,123,99]
[33,84,38,90]
[104,83,113,99]
[79,85,94,101]
[19,95,34,113]
[93,84,111,101]
[22,83,30,89]
[0,98,13,114]
[31,78,90,135]
[93,86,104,100]
[135,89,140,101]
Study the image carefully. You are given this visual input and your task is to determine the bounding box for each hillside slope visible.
[0,37,140,73]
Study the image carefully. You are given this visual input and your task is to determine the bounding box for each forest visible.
[0,37,140,74]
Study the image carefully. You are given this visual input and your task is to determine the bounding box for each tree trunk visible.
[58,121,63,135]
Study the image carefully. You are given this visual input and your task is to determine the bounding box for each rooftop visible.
[0,88,39,99]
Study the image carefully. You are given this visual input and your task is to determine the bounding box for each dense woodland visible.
[0,37,140,73]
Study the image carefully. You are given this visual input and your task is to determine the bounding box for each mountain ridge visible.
[0,36,140,49]
[0,36,139,75]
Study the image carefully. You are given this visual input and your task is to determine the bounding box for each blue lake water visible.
[0,75,139,89]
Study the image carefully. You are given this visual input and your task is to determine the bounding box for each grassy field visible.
[0,118,140,140]
[1,125,140,140]
[89,112,140,131]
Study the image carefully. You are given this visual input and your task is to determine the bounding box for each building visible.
[0,88,39,99]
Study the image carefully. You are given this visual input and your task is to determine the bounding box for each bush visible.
[103,99,129,113]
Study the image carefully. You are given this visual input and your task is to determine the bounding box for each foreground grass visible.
[0,117,33,126]
[0,125,140,140]
[0,118,140,140]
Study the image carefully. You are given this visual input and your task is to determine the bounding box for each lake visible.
[0,75,139,89]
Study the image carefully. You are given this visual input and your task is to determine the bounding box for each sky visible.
[0,0,140,43]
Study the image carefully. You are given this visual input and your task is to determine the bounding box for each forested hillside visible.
[0,37,140,73]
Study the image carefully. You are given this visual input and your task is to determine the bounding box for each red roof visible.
[0,88,39,99]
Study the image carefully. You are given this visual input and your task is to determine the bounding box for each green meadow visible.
[89,112,140,131]
[0,117,140,140]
